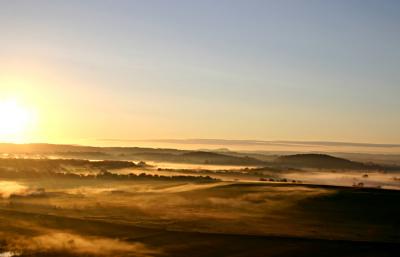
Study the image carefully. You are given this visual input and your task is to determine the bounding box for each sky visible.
[0,0,399,146]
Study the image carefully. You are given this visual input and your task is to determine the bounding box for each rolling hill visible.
[275,154,378,170]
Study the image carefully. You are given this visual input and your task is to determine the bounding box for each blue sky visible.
[0,0,399,144]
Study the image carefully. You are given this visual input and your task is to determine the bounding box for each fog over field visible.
[0,144,399,256]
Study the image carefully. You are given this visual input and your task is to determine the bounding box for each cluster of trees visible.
[0,158,140,172]
[259,177,301,183]
[0,166,219,183]
[96,171,219,182]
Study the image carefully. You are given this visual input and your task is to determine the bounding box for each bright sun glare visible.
[0,99,34,142]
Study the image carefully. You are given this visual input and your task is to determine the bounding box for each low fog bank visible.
[284,171,400,190]
[0,181,44,199]
[1,178,399,243]
[1,156,399,191]
[0,230,161,257]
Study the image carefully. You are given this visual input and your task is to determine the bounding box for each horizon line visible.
[1,138,400,149]
[97,138,400,148]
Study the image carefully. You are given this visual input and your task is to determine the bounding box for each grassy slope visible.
[0,181,399,256]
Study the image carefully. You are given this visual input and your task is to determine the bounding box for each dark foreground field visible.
[0,208,398,257]
[0,177,399,257]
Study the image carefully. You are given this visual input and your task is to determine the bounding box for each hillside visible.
[179,151,265,165]
[2,144,399,170]
[275,154,373,170]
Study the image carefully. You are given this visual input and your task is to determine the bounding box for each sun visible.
[0,99,35,143]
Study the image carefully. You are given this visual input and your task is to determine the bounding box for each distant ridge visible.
[1,143,399,170]
[276,154,374,170]
[180,151,265,165]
